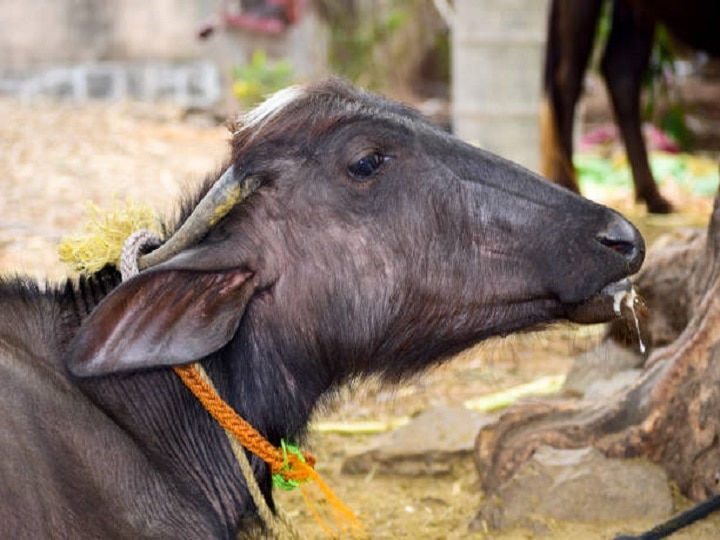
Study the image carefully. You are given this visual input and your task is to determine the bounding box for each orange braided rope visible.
[173,363,365,537]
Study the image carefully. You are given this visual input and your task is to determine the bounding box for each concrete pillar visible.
[451,0,550,172]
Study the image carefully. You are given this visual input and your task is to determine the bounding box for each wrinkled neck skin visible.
[60,272,328,538]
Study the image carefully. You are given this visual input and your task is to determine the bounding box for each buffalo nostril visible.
[596,215,645,271]
[597,237,636,258]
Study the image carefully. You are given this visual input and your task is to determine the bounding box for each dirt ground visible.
[2,98,719,539]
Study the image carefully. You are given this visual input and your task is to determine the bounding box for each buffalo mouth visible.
[564,278,638,324]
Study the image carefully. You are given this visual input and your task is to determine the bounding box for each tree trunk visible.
[475,191,720,502]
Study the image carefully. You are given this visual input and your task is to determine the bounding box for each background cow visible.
[542,0,720,213]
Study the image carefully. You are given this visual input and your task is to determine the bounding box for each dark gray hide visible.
[0,79,643,538]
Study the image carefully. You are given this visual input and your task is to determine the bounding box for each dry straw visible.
[58,198,162,274]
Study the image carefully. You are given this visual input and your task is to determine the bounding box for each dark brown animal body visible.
[542,0,720,213]
[0,79,644,538]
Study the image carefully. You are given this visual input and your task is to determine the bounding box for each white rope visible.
[120,229,161,281]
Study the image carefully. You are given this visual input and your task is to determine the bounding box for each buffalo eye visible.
[347,152,387,181]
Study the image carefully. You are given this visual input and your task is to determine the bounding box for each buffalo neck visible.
[57,269,336,535]
[75,367,260,536]
[58,271,268,536]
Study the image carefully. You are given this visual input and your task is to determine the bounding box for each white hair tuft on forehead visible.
[233,85,306,134]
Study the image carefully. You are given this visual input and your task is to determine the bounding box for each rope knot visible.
[273,441,316,491]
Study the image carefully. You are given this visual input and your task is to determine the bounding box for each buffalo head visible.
[68,78,643,393]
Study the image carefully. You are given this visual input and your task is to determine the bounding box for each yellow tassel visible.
[58,198,162,274]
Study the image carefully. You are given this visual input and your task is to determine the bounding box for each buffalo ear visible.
[67,269,257,377]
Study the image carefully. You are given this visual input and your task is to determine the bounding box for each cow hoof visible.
[645,196,674,214]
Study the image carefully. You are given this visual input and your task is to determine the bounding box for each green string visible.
[272,440,308,491]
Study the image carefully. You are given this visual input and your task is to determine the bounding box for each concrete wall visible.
[0,0,327,105]
[1,0,112,68]
[0,0,212,68]
[451,0,550,172]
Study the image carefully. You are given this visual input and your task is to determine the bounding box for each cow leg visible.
[601,0,673,213]
[542,0,604,192]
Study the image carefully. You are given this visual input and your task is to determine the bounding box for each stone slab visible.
[342,406,493,477]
